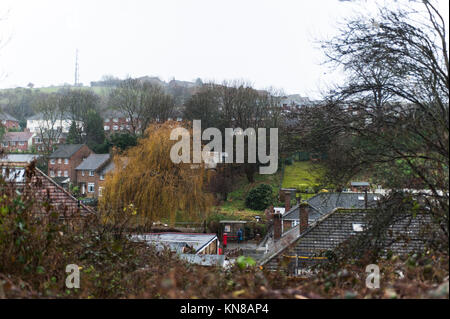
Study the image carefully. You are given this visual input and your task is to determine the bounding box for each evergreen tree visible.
[66,121,82,144]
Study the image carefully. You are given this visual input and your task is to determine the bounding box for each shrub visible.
[245,184,273,210]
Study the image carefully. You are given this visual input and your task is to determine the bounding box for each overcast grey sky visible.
[0,0,448,98]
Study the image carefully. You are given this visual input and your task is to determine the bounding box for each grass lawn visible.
[213,169,282,221]
[282,160,326,200]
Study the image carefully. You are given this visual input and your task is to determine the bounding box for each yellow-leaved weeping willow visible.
[100,121,213,228]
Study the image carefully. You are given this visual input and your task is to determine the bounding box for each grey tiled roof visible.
[283,192,380,221]
[0,111,19,121]
[263,209,433,271]
[75,154,111,171]
[49,144,85,158]
[2,131,33,142]
[351,181,370,187]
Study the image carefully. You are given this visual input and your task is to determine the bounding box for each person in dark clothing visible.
[237,228,243,244]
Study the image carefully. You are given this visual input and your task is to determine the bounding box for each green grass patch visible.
[282,161,324,189]
[213,170,282,220]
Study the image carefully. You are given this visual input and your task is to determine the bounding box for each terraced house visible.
[1,131,34,152]
[0,112,20,130]
[48,144,93,188]
[75,153,114,198]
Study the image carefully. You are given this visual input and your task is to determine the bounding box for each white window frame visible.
[57,171,62,177]
[50,170,55,177]
[64,159,69,165]
[58,158,62,164]
[89,170,94,177]
[64,170,68,177]
[88,183,95,193]
[100,174,105,181]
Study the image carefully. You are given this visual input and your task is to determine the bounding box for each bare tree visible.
[292,0,448,242]
[108,78,175,135]
[34,93,66,155]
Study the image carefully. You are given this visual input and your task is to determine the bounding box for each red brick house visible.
[1,131,34,152]
[0,112,20,130]
[32,130,67,153]
[75,153,114,198]
[102,109,135,134]
[1,160,93,221]
[48,144,93,188]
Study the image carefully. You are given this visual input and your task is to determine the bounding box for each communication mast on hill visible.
[74,49,80,86]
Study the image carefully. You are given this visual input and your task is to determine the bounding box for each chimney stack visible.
[273,212,282,240]
[299,202,309,234]
[284,190,291,212]
[296,192,301,206]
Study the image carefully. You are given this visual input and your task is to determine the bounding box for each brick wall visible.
[77,170,105,198]
[2,164,93,220]
[48,145,92,183]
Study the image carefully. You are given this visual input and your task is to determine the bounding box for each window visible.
[104,126,110,131]
[113,118,119,123]
[105,118,110,123]
[120,125,124,130]
[64,159,69,165]
[100,174,105,181]
[82,170,85,176]
[98,187,103,197]
[88,183,95,193]
[2,142,8,147]
[58,158,62,164]
[19,141,25,146]
[89,171,94,176]
[57,171,62,177]
[10,141,16,146]
[113,125,118,131]
[50,159,55,165]
[126,118,130,122]
[50,170,55,177]
[64,171,68,177]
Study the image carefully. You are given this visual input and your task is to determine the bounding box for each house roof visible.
[0,111,19,122]
[283,192,380,221]
[2,131,33,142]
[351,181,370,187]
[261,208,432,268]
[26,112,76,121]
[99,160,115,175]
[49,144,86,158]
[75,154,111,171]
[132,233,218,254]
[0,154,41,164]
[102,109,128,118]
